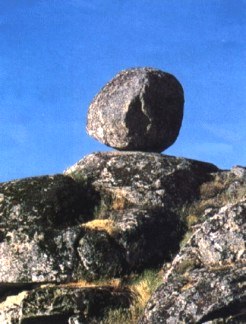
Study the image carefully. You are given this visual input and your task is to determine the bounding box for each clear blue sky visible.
[0,0,245,182]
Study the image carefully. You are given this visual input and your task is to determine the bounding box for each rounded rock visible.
[87,67,184,152]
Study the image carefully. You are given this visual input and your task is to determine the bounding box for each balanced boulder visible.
[87,67,184,152]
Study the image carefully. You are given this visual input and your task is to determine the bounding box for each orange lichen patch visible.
[181,282,194,292]
[207,261,238,272]
[81,219,118,236]
[111,188,128,210]
[186,214,199,227]
[112,196,127,210]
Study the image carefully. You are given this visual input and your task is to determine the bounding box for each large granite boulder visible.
[86,68,184,152]
[140,200,246,323]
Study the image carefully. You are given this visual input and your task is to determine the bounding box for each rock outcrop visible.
[0,153,217,286]
[0,67,245,323]
[140,201,246,323]
[0,285,133,324]
[0,155,245,323]
[87,68,184,152]
[64,152,217,211]
[64,152,218,274]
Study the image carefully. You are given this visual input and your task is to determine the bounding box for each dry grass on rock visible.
[81,219,118,236]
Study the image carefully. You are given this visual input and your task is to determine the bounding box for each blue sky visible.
[0,0,245,182]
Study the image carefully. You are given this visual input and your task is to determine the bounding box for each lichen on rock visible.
[0,285,133,323]
[0,175,96,286]
[140,201,246,323]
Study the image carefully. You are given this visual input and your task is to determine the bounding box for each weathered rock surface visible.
[0,153,217,287]
[77,230,125,280]
[64,152,218,210]
[0,175,97,286]
[111,208,181,271]
[0,285,133,324]
[87,68,184,152]
[140,201,246,323]
[141,266,246,324]
[0,152,245,323]
[65,152,218,272]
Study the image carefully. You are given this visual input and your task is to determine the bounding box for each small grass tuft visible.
[102,269,163,323]
[59,278,122,289]
[81,219,118,236]
[103,307,132,324]
[130,269,163,309]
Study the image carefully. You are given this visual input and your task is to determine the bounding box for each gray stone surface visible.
[1,150,245,323]
[0,153,217,286]
[77,230,124,280]
[0,175,93,285]
[64,151,218,211]
[141,266,246,324]
[140,201,246,323]
[0,285,133,324]
[87,67,184,152]
[65,152,218,272]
